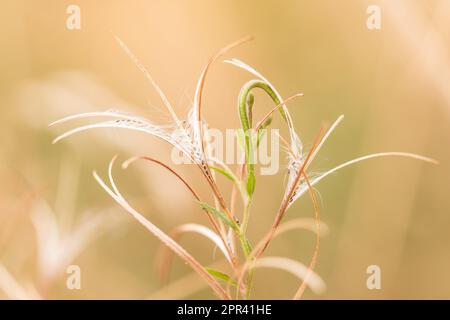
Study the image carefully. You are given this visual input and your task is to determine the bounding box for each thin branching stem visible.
[255,126,326,258]
[93,157,231,299]
[122,156,238,269]
[293,172,320,299]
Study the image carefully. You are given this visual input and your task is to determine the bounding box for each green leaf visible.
[205,268,237,287]
[210,166,237,183]
[256,128,266,147]
[242,237,253,257]
[246,172,256,197]
[235,129,245,153]
[247,93,255,109]
[198,201,238,231]
[259,118,273,131]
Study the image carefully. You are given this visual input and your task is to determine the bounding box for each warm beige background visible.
[0,0,449,299]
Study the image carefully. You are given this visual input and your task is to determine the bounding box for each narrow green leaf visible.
[235,129,245,152]
[246,172,256,197]
[243,237,253,257]
[198,201,238,231]
[257,129,266,147]
[259,118,273,131]
[247,93,255,109]
[205,267,237,287]
[210,166,237,183]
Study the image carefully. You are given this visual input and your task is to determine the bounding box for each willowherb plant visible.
[50,37,437,300]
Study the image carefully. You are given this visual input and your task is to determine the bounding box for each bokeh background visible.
[1,0,449,299]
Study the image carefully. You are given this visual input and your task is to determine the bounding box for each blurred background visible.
[0,0,449,299]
